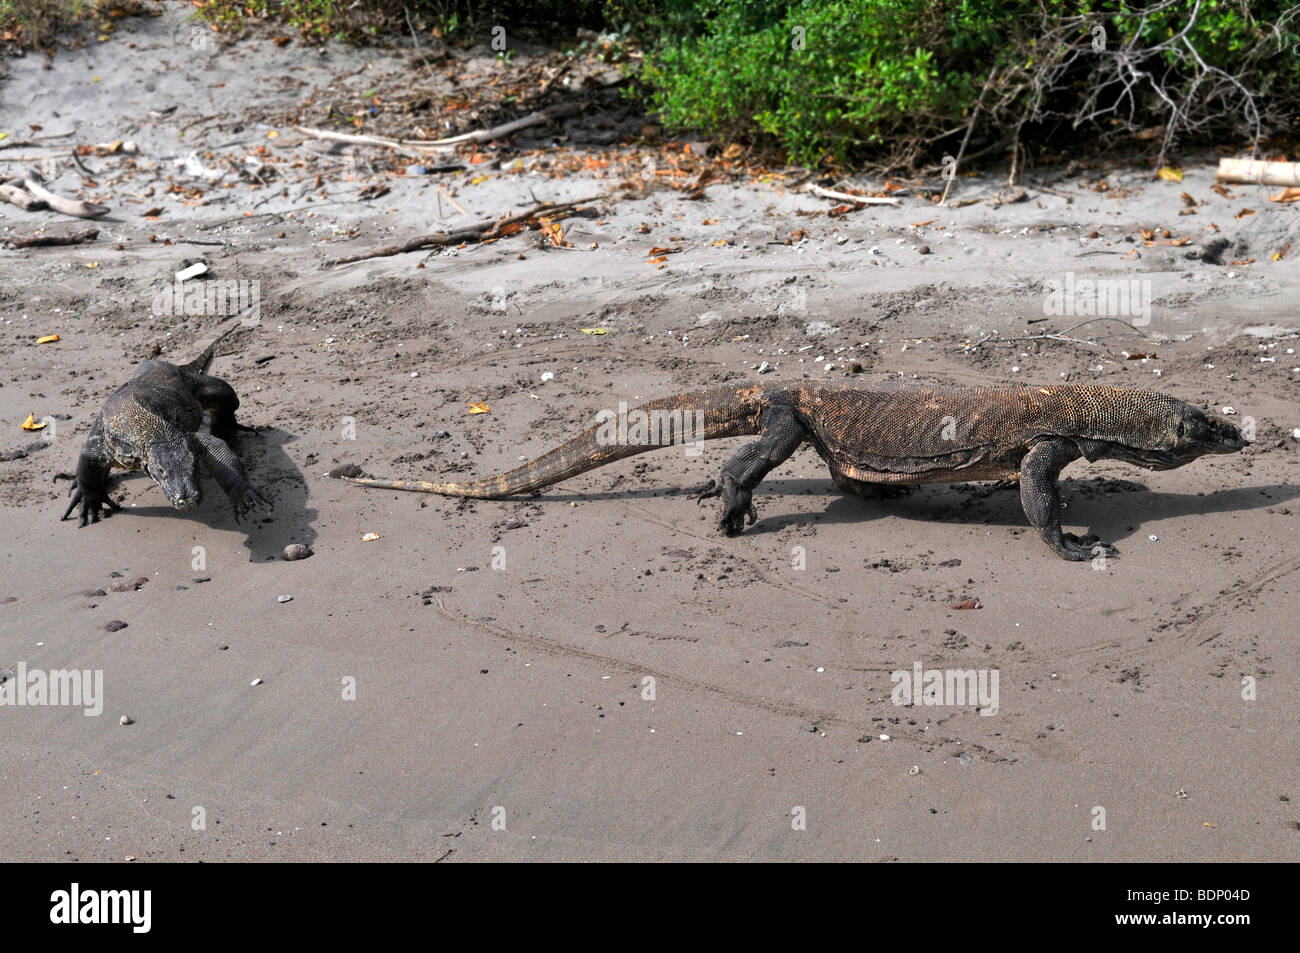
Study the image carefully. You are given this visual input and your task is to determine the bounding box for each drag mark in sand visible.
[432,597,888,738]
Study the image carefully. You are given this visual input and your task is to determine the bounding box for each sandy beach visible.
[1,5,1297,862]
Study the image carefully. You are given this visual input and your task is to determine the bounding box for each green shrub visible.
[638,0,1300,165]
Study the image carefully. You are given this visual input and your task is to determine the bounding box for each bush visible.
[637,0,1300,166]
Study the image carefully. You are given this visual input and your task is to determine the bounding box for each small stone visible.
[119,715,132,725]
[917,245,931,255]
[909,765,920,775]
[250,678,263,686]
[879,734,891,741]
[282,544,313,561]
[756,361,773,374]
[277,594,293,604]
[105,620,128,632]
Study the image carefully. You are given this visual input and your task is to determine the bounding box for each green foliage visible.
[1,0,94,46]
[638,0,1300,164]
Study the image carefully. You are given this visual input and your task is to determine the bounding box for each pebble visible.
[277,594,293,604]
[283,544,313,561]
[119,715,132,726]
[105,620,128,632]
[879,734,891,741]
[250,678,263,686]
[918,245,931,255]
[756,361,773,374]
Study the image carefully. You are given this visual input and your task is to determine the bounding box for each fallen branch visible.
[3,227,99,249]
[958,318,1150,360]
[1216,158,1300,187]
[326,194,603,266]
[23,169,109,219]
[429,101,584,147]
[0,183,48,211]
[296,101,586,157]
[806,183,901,207]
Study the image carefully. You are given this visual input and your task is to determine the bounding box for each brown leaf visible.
[949,598,982,610]
[1235,208,1256,219]
[1269,187,1300,203]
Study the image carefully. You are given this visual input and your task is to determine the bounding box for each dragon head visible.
[145,435,201,510]
[1099,400,1247,470]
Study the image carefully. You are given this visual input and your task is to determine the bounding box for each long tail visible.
[181,317,247,375]
[337,384,768,498]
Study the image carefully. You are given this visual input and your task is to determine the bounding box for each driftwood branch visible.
[3,228,99,249]
[23,170,109,218]
[326,195,603,266]
[0,183,48,211]
[296,101,586,158]
[805,183,901,207]
[1216,158,1300,186]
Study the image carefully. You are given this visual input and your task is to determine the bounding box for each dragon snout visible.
[1208,418,1248,453]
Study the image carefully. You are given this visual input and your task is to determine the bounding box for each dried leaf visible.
[1156,166,1183,182]
[467,402,491,415]
[1268,187,1300,203]
[35,334,60,344]
[20,413,45,431]
[1235,208,1256,219]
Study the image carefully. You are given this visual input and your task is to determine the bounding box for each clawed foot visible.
[696,476,757,535]
[62,480,121,527]
[212,421,260,442]
[227,483,272,523]
[1056,532,1118,561]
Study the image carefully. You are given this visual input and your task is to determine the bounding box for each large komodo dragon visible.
[62,320,268,526]
[336,382,1246,560]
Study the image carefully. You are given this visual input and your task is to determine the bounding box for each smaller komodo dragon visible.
[63,320,268,526]
[333,382,1247,560]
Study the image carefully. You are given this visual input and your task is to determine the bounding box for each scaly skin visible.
[63,320,269,527]
[335,382,1246,560]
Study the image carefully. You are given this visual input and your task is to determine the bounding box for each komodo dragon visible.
[62,320,268,526]
[334,382,1246,560]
